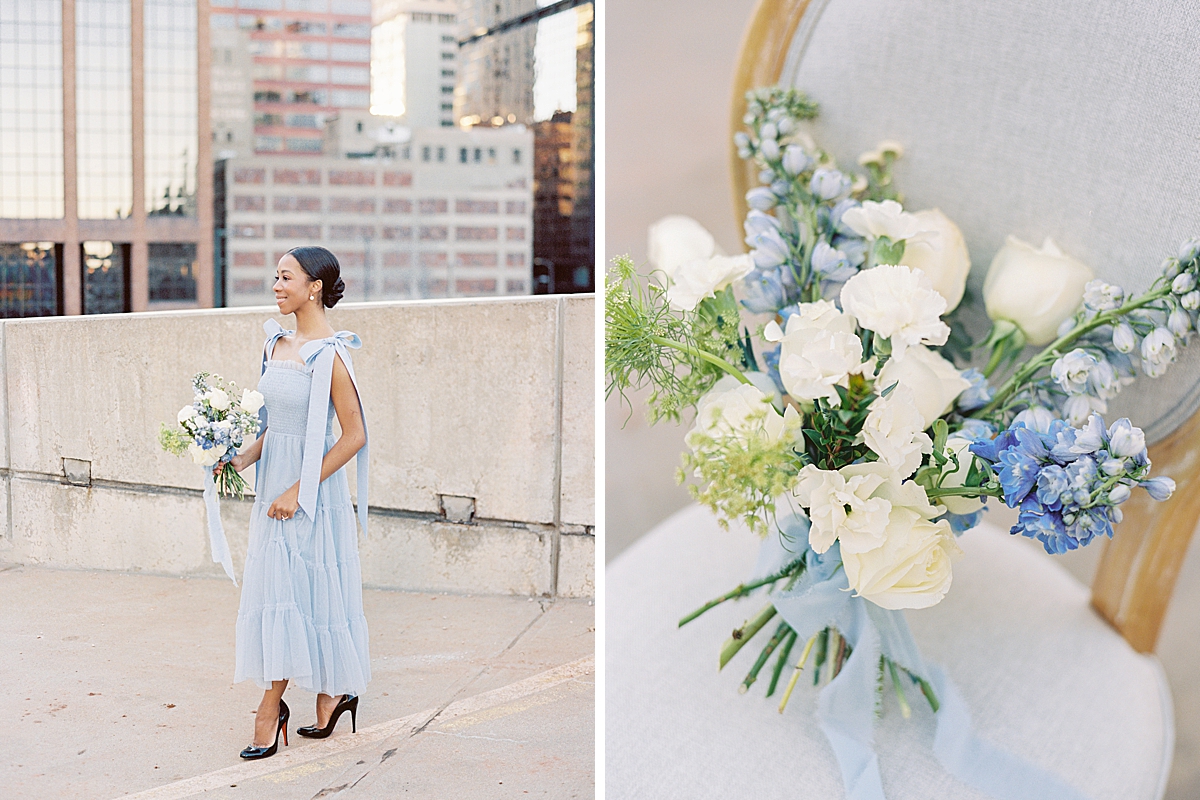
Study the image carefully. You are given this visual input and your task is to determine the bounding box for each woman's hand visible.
[268,483,301,521]
[229,453,248,473]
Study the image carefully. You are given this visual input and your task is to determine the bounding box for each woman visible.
[227,246,371,759]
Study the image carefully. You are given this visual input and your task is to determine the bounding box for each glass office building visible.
[0,0,212,317]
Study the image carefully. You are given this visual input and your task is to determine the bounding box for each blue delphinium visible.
[741,268,788,314]
[760,343,786,398]
[970,414,1173,554]
[956,369,994,412]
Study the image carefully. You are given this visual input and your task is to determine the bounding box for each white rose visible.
[861,386,932,479]
[983,236,1094,346]
[647,215,715,282]
[840,264,949,361]
[875,345,971,427]
[177,405,197,424]
[842,508,960,610]
[793,463,894,554]
[840,200,938,248]
[240,388,265,415]
[666,254,753,312]
[687,374,799,448]
[898,209,971,312]
[206,388,231,411]
[936,436,985,516]
[188,442,227,467]
[766,303,870,405]
[214,419,233,431]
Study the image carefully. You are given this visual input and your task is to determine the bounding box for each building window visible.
[77,0,133,219]
[473,148,481,163]
[149,242,198,302]
[513,148,521,164]
[401,145,411,160]
[441,120,453,127]
[441,103,453,111]
[0,243,59,317]
[441,69,455,78]
[356,121,364,133]
[487,147,496,162]
[441,34,455,44]
[437,146,445,162]
[440,51,454,60]
[82,240,130,314]
[145,0,199,214]
[459,147,467,164]
[422,146,431,162]
[441,85,453,94]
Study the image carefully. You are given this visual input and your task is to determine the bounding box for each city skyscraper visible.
[370,0,459,128]
[0,0,212,317]
[209,0,373,157]
[455,0,537,126]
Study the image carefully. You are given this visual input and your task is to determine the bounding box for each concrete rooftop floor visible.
[0,565,595,799]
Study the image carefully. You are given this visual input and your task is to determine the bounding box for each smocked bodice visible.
[258,360,334,438]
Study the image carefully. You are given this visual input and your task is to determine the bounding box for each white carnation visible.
[793,463,893,555]
[861,386,932,479]
[647,215,716,282]
[768,303,870,405]
[840,200,938,249]
[840,264,949,361]
[666,254,753,311]
[686,374,798,449]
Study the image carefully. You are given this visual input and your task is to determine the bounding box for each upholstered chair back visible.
[732,0,1200,652]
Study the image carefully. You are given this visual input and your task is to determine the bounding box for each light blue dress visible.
[234,320,371,696]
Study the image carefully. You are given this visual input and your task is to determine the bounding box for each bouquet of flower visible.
[159,372,264,498]
[606,86,1188,747]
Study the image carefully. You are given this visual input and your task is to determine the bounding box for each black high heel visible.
[296,694,358,738]
[240,698,290,760]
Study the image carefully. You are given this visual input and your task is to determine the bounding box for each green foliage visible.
[799,375,876,470]
[744,87,819,124]
[158,423,190,456]
[605,255,749,424]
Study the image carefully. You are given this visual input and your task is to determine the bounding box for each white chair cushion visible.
[607,504,1173,799]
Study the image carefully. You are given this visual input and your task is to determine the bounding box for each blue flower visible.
[746,187,776,211]
[1015,496,1070,552]
[956,369,994,412]
[740,268,787,314]
[995,425,1049,505]
[761,344,786,397]
[743,210,780,248]
[1143,476,1176,501]
[830,199,861,237]
[809,168,850,201]
[945,508,985,535]
[1035,464,1070,510]
[810,240,856,283]
[748,227,790,269]
[958,419,996,442]
[834,235,867,267]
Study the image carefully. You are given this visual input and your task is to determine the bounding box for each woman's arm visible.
[266,353,365,519]
[229,428,267,473]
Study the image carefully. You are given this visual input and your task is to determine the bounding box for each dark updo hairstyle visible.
[286,245,345,308]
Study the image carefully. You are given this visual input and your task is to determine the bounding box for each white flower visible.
[841,509,960,610]
[1014,406,1056,434]
[206,389,231,412]
[875,345,971,427]
[1063,395,1102,427]
[665,254,753,311]
[861,386,932,479]
[793,463,893,554]
[1107,419,1146,459]
[240,389,265,415]
[898,209,971,311]
[178,405,197,424]
[766,301,870,405]
[936,436,985,516]
[840,264,949,361]
[983,236,1094,346]
[1050,349,1099,395]
[214,419,233,431]
[188,442,227,467]
[647,215,716,282]
[1112,322,1136,353]
[840,200,937,249]
[686,374,798,449]
[1083,279,1124,312]
[1141,327,1177,378]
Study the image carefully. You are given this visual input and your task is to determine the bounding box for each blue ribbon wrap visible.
[758,510,1093,800]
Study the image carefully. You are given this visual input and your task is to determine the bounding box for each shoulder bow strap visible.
[297,331,369,537]
[255,319,291,496]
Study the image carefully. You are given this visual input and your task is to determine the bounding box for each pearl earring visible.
[309,294,314,301]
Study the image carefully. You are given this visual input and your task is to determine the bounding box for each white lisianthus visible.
[840,264,950,361]
[840,200,938,250]
[686,374,799,448]
[936,436,985,516]
[666,254,754,311]
[793,463,894,554]
[240,388,265,414]
[983,236,1094,346]
[875,345,971,426]
[841,508,960,610]
[178,405,197,424]
[861,386,933,479]
[188,442,227,467]
[647,215,716,282]
[765,301,870,405]
[898,209,971,311]
[206,388,231,411]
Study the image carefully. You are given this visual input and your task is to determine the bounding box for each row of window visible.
[232,275,526,298]
[417,146,522,165]
[211,14,370,38]
[232,195,528,215]
[248,39,370,62]
[230,250,527,268]
[253,88,369,106]
[252,64,368,84]
[230,224,527,241]
[210,0,371,15]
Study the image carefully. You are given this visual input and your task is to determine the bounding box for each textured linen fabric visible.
[234,353,371,696]
[606,504,1172,799]
[777,0,1200,443]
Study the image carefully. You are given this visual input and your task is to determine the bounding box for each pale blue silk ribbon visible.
[202,469,237,584]
[754,511,1092,800]
[258,319,370,537]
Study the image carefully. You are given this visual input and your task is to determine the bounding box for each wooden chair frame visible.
[731,0,1200,654]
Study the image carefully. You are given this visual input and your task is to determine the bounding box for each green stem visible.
[812,627,829,686]
[678,559,805,627]
[649,335,750,384]
[980,284,1171,416]
[923,484,1003,500]
[911,672,940,713]
[887,659,911,718]
[740,620,791,694]
[767,629,798,697]
[719,604,777,670]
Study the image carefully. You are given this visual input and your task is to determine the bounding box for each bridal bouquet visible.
[606,87,1187,743]
[159,371,264,498]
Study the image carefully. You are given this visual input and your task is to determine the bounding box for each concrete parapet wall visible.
[0,295,595,596]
